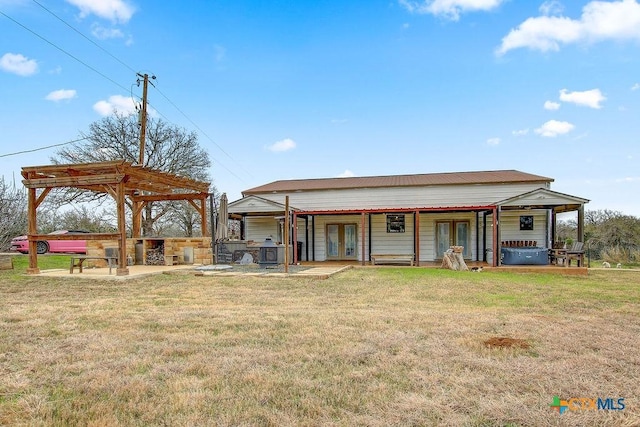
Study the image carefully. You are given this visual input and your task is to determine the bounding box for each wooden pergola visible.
[22,160,211,276]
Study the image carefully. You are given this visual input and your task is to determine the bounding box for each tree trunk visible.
[441,246,469,271]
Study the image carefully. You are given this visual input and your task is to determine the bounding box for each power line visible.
[24,3,252,180]
[31,0,137,74]
[152,86,253,180]
[2,5,252,184]
[0,137,89,158]
[0,10,130,93]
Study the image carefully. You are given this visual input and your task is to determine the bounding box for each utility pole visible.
[134,72,153,238]
[137,73,149,166]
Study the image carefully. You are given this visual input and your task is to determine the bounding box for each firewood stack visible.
[146,244,165,265]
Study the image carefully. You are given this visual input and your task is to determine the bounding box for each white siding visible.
[309,215,369,261]
[498,210,549,248]
[370,213,415,255]
[253,183,545,211]
[245,217,280,243]
[418,212,478,261]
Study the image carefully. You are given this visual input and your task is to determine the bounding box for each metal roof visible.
[243,170,553,195]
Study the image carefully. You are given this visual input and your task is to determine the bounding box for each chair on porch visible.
[548,241,564,264]
[554,242,585,267]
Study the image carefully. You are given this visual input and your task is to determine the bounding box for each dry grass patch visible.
[1,268,639,426]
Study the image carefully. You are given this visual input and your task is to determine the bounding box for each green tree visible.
[585,209,640,247]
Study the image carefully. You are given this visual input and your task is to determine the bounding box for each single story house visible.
[227,170,589,267]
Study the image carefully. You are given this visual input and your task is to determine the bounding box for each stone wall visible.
[87,237,213,267]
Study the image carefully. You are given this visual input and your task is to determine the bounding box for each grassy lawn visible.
[1,260,639,426]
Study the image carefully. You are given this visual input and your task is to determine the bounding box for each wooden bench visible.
[70,256,118,275]
[371,254,414,266]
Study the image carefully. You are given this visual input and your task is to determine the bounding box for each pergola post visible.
[132,200,142,238]
[200,197,208,237]
[26,186,40,274]
[116,180,129,276]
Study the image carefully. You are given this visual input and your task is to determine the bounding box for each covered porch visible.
[228,188,589,268]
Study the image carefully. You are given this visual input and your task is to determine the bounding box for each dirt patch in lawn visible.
[483,336,530,349]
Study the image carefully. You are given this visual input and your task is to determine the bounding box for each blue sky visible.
[1,0,640,216]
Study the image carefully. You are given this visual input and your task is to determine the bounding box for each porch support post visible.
[368,214,372,263]
[312,216,315,261]
[304,216,309,262]
[577,205,585,243]
[293,212,298,264]
[414,210,420,266]
[551,209,557,244]
[482,212,487,262]
[284,196,289,272]
[361,212,366,266]
[493,206,500,267]
[475,212,479,262]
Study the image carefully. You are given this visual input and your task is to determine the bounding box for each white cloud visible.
[632,83,640,90]
[539,0,564,16]
[45,89,77,102]
[399,0,506,21]
[267,138,297,152]
[66,0,135,23]
[0,53,38,76]
[91,23,124,40]
[93,94,136,116]
[615,176,640,182]
[486,137,501,146]
[559,88,606,108]
[337,169,355,178]
[512,128,529,136]
[535,120,575,137]
[544,100,561,110]
[497,0,640,55]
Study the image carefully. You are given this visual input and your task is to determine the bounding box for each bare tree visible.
[0,178,27,251]
[50,114,213,236]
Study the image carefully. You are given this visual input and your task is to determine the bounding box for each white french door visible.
[436,221,470,259]
[326,223,357,260]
